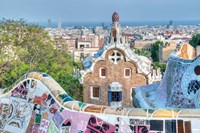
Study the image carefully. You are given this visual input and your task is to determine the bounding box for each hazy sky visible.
[0,0,200,22]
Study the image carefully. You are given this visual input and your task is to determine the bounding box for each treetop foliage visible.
[189,33,200,48]
[0,19,83,101]
[150,41,164,62]
[134,49,151,59]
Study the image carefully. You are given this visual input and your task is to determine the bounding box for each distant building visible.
[58,19,62,28]
[73,34,104,61]
[73,47,99,61]
[169,20,173,26]
[77,41,92,49]
[159,41,177,62]
[66,37,77,52]
[48,19,51,27]
[133,40,155,51]
[81,12,162,107]
[167,20,173,28]
[94,26,104,34]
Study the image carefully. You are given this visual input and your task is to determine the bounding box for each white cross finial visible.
[108,50,122,64]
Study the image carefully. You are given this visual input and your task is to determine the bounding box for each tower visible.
[48,19,51,27]
[110,12,121,44]
[58,19,62,28]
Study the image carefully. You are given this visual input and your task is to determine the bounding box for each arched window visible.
[112,28,117,42]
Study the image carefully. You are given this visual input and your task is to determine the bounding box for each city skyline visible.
[1,1,200,132]
[0,0,200,23]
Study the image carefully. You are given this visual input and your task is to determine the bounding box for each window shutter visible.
[125,69,130,77]
[101,68,106,76]
[93,87,99,98]
[119,91,122,101]
[108,91,112,102]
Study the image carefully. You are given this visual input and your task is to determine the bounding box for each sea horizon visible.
[33,20,200,28]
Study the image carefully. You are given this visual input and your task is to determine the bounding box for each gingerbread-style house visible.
[81,12,161,107]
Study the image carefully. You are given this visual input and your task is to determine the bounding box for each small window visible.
[108,91,122,102]
[112,92,120,101]
[80,45,84,48]
[90,87,100,99]
[101,69,106,76]
[100,67,107,78]
[124,68,131,78]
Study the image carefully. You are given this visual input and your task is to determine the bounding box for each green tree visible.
[0,19,83,101]
[151,62,166,73]
[189,33,200,48]
[135,49,151,59]
[150,41,164,62]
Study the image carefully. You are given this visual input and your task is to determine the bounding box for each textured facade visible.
[83,49,147,107]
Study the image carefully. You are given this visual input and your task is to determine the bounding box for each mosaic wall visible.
[134,52,200,109]
[0,72,200,133]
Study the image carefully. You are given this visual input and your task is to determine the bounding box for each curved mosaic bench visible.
[133,52,200,110]
[0,72,199,132]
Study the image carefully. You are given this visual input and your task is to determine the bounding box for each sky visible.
[0,0,200,23]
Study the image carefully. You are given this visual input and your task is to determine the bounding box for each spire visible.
[112,12,119,22]
[110,12,123,44]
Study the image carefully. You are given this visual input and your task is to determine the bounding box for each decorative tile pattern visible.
[0,72,197,132]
